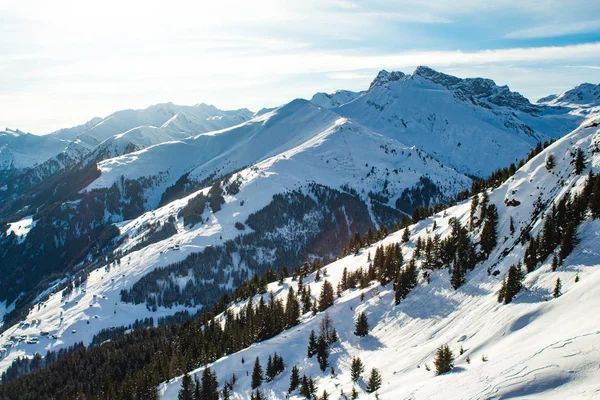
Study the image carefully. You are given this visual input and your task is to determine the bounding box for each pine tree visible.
[288,366,300,393]
[402,227,410,243]
[351,387,359,399]
[285,286,300,328]
[317,335,329,372]
[250,389,264,400]
[194,375,201,400]
[559,222,579,260]
[553,278,562,298]
[318,280,335,312]
[498,264,524,304]
[551,253,559,272]
[299,375,311,398]
[545,153,556,170]
[321,389,329,400]
[354,312,369,337]
[251,357,263,389]
[509,217,515,235]
[433,345,454,375]
[178,372,194,400]
[201,367,219,400]
[589,173,600,218]
[265,355,274,382]
[480,204,498,257]
[469,195,480,230]
[307,330,318,357]
[350,357,364,382]
[574,148,586,175]
[366,368,382,393]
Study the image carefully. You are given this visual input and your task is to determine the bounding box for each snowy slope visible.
[538,83,600,116]
[333,67,585,177]
[155,115,600,399]
[0,128,69,171]
[0,101,474,374]
[310,90,364,109]
[50,102,253,149]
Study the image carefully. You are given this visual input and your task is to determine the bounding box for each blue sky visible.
[1,0,599,134]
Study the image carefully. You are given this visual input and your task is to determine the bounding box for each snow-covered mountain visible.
[333,67,584,177]
[0,68,599,396]
[155,114,600,399]
[310,90,364,109]
[0,128,69,173]
[538,83,600,116]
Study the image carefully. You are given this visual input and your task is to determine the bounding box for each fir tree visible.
[178,372,194,400]
[321,389,329,400]
[574,148,586,175]
[433,345,454,375]
[402,227,410,243]
[559,222,579,260]
[285,286,300,328]
[509,216,515,235]
[265,355,274,382]
[498,264,524,304]
[307,330,318,357]
[351,387,359,399]
[251,357,263,389]
[317,335,329,372]
[299,375,311,398]
[200,367,219,400]
[366,368,382,393]
[480,204,498,257]
[551,253,559,272]
[553,278,562,298]
[545,153,556,170]
[288,366,300,393]
[250,389,264,400]
[354,312,369,337]
[350,357,364,382]
[318,280,335,312]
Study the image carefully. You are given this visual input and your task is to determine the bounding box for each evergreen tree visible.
[574,148,586,175]
[402,227,410,243]
[498,264,524,304]
[265,355,274,382]
[589,173,600,218]
[351,387,359,399]
[551,253,559,272]
[350,357,364,382]
[319,313,336,345]
[178,372,194,400]
[318,280,335,312]
[250,389,264,400]
[545,153,556,170]
[307,330,318,357]
[299,375,311,398]
[316,335,329,372]
[366,368,382,393]
[469,195,480,230]
[288,366,300,393]
[480,204,498,257]
[553,278,562,298]
[200,367,219,400]
[321,389,329,400]
[433,345,454,375]
[285,287,300,328]
[354,312,369,337]
[194,375,201,400]
[559,222,579,260]
[251,357,263,389]
[509,216,515,235]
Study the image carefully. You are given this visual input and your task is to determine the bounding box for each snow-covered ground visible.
[157,116,600,399]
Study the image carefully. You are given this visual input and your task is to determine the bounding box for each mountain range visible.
[0,67,598,399]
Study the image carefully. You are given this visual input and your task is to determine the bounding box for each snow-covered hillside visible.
[0,68,598,394]
[334,67,584,177]
[155,115,600,399]
[538,83,600,116]
[0,128,68,171]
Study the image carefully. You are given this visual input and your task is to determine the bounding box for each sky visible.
[1,0,599,134]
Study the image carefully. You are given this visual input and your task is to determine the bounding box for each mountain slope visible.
[156,115,600,399]
[333,67,584,177]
